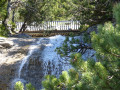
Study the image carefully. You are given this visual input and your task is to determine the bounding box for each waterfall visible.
[18,38,44,78]
[11,35,71,90]
[11,35,95,90]
[11,38,46,89]
[41,35,71,77]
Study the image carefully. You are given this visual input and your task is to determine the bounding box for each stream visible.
[11,35,94,90]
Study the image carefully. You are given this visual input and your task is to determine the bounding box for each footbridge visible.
[16,21,80,37]
[23,30,80,37]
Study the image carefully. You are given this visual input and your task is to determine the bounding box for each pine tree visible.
[0,0,10,36]
[14,81,24,90]
[73,0,113,31]
[42,3,120,90]
[14,81,35,90]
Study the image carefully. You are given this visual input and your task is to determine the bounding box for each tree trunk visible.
[11,9,15,33]
[19,21,27,33]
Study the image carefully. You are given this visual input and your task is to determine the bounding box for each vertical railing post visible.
[64,21,67,30]
[77,21,79,30]
[42,22,44,30]
[63,21,65,30]
[60,21,61,30]
[74,21,76,30]
[56,21,58,30]
[55,21,56,30]
[72,21,73,30]
[62,21,63,30]
[47,21,49,30]
[53,21,55,30]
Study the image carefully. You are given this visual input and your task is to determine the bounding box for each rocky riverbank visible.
[0,34,35,90]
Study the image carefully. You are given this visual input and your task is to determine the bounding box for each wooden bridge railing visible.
[15,21,80,31]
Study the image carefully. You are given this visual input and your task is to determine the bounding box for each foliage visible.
[0,0,8,36]
[18,0,42,25]
[14,81,35,90]
[56,35,92,57]
[14,81,24,90]
[56,36,81,56]
[0,0,7,21]
[74,0,113,31]
[26,83,35,90]
[18,0,75,25]
[42,3,120,90]
[41,0,74,21]
[0,24,9,36]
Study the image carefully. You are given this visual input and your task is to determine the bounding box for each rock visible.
[0,37,14,49]
[20,38,49,90]
[86,25,98,34]
[0,37,35,90]
[0,45,3,49]
[0,43,12,48]
[0,39,5,42]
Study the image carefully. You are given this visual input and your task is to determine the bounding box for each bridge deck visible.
[24,30,80,37]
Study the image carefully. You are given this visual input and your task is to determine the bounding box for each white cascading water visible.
[11,38,44,89]
[11,35,71,89]
[42,35,71,77]
[11,35,95,90]
[18,38,44,78]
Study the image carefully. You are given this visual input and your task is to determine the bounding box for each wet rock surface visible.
[0,43,12,49]
[0,35,35,90]
[20,38,49,90]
